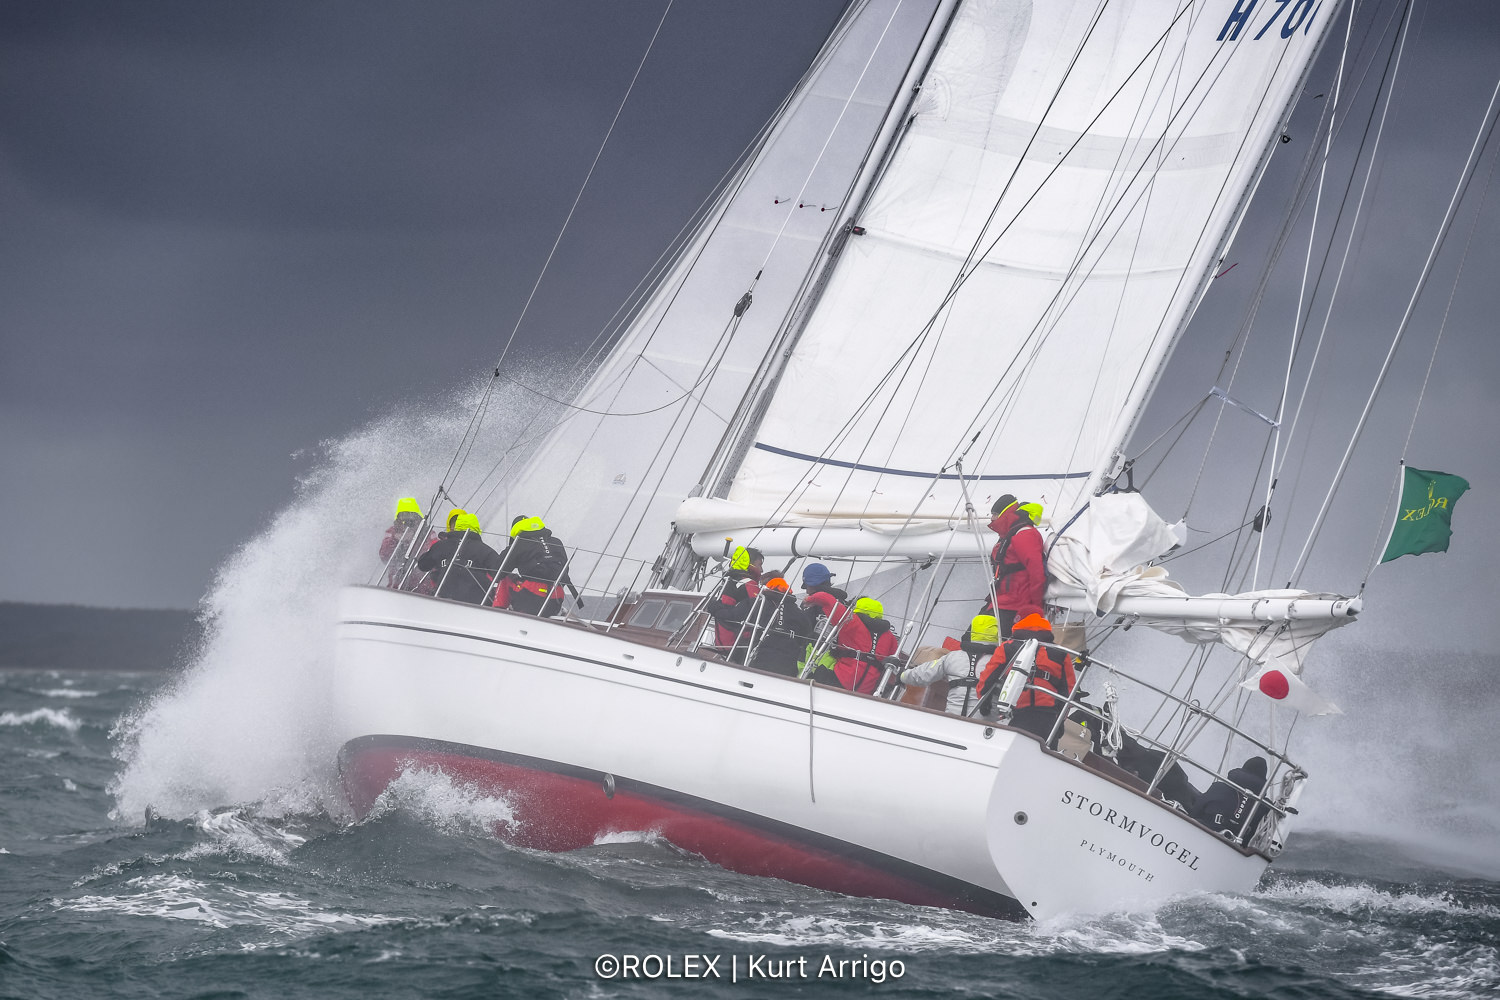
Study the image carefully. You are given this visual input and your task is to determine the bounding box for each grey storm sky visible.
[3,0,1499,630]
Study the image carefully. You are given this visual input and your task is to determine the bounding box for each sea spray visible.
[108,385,543,825]
[1283,637,1500,876]
[366,765,519,838]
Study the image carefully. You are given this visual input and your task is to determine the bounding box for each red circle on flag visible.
[1259,670,1290,700]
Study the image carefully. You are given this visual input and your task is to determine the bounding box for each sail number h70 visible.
[1218,0,1322,42]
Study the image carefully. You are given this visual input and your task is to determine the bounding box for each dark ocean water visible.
[1,668,1496,1000]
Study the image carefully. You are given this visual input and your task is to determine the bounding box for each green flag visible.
[1381,466,1470,563]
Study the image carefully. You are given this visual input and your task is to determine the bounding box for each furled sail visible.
[693,0,1342,559]
[1046,492,1360,670]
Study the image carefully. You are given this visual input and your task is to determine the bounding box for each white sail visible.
[495,1,939,591]
[706,0,1339,550]
[333,0,1378,924]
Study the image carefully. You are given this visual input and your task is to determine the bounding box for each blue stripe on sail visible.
[751,442,1092,482]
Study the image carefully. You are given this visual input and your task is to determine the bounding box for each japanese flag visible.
[1240,665,1342,716]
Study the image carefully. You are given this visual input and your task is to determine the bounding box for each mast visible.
[702,0,965,502]
[651,0,959,588]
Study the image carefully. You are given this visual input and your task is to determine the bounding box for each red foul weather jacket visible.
[987,508,1046,616]
[832,613,899,694]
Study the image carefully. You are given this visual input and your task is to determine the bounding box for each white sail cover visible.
[494,1,938,591]
[715,0,1338,545]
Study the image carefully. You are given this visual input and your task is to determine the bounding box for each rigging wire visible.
[1141,0,1413,593]
[749,1,905,282]
[1288,68,1500,586]
[488,2,674,382]
[553,132,776,401]
[1254,0,1358,587]
[742,0,1123,551]
[1133,393,1212,487]
[1262,0,1417,580]
[1177,0,1409,525]
[439,1,675,500]
[1359,122,1500,583]
[455,7,849,518]
[949,8,1293,502]
[589,1,915,581]
[751,2,1220,548]
[1275,1,1414,466]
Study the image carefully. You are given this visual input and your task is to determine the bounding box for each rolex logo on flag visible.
[1382,465,1469,563]
[1240,664,1342,716]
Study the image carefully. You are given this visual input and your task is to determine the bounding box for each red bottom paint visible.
[340,737,1021,918]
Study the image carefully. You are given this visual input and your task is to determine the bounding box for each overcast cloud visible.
[3,0,1498,650]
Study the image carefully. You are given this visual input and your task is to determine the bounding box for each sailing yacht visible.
[334,0,1366,920]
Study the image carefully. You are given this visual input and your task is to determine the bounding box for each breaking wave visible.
[365,765,519,838]
[0,708,82,733]
[106,399,512,825]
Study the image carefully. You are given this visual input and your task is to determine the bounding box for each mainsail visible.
[497,0,1357,662]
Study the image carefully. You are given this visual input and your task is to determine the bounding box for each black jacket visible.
[497,527,571,586]
[1194,758,1269,838]
[417,530,502,604]
[738,591,814,676]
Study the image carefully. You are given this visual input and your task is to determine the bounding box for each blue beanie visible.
[801,562,833,587]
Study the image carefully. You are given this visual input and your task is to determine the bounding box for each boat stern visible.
[985,741,1267,920]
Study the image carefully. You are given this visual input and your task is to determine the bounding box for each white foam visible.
[73,861,128,887]
[0,708,82,733]
[57,873,392,938]
[1256,877,1500,920]
[366,765,518,837]
[707,901,1216,957]
[174,808,310,865]
[592,829,666,846]
[35,688,99,699]
[707,910,1020,952]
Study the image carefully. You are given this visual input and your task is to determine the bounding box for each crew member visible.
[713,546,763,654]
[831,596,900,695]
[975,613,1076,739]
[1194,756,1269,840]
[714,576,811,676]
[379,497,436,592]
[799,562,850,639]
[897,615,1000,716]
[416,509,502,605]
[982,494,1046,636]
[492,514,571,617]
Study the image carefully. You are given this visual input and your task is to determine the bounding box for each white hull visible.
[332,585,1267,920]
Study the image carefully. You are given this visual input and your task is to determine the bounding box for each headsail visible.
[494,1,940,591]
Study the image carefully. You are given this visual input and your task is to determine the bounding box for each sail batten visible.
[751,442,1090,482]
